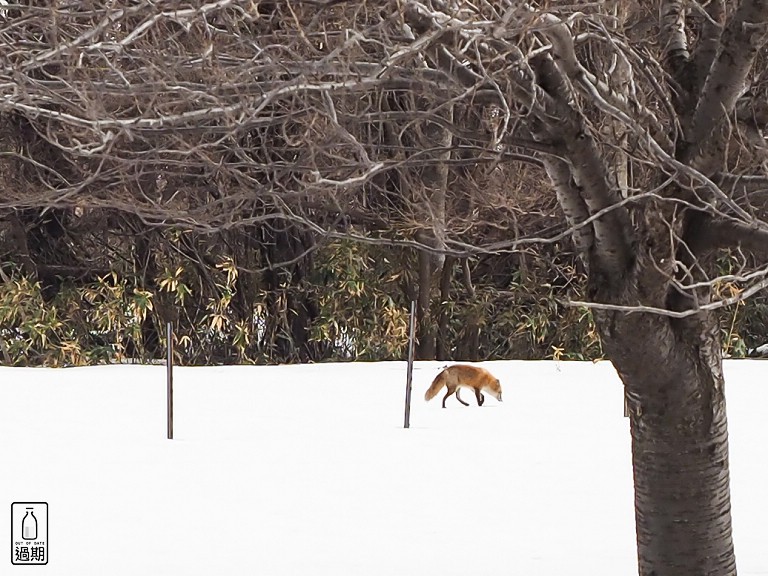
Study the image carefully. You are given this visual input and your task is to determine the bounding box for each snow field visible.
[1,360,766,575]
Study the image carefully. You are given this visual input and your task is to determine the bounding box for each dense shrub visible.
[2,241,762,366]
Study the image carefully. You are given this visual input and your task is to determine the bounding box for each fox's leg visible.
[474,389,485,406]
[441,387,455,408]
[454,388,470,407]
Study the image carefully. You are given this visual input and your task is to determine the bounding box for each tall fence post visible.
[167,322,174,440]
[404,300,416,429]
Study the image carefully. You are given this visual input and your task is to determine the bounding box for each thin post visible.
[404,300,416,429]
[166,322,174,439]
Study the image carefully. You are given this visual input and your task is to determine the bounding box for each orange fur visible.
[424,365,502,408]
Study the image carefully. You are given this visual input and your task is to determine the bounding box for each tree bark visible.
[413,99,452,360]
[597,307,735,576]
[415,236,435,359]
[436,255,455,360]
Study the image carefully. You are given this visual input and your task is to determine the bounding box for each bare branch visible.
[686,0,768,164]
[690,217,768,256]
[569,272,768,318]
[689,0,725,97]
[660,0,690,78]
[534,12,673,151]
[540,156,592,251]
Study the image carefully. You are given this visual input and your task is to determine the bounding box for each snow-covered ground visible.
[1,360,766,575]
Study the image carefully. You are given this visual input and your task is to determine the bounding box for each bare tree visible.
[3,0,768,573]
[398,1,768,574]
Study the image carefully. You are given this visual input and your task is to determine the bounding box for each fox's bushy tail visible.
[424,370,447,402]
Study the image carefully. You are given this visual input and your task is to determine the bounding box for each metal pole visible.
[404,300,416,429]
[167,322,174,439]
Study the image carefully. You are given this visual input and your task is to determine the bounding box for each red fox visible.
[424,365,502,408]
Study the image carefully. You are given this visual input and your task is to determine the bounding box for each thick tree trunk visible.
[598,309,735,576]
[413,98,452,361]
[436,256,455,360]
[416,246,436,359]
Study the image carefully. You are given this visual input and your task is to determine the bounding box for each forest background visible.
[0,0,766,368]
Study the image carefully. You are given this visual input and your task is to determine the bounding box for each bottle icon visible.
[22,508,37,540]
